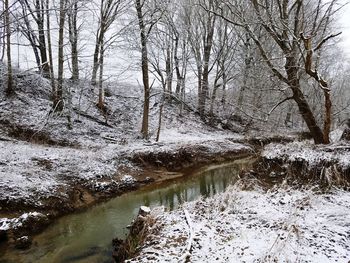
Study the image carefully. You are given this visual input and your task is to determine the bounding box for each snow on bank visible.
[0,140,118,203]
[262,141,350,169]
[0,212,46,231]
[0,135,249,203]
[128,182,350,262]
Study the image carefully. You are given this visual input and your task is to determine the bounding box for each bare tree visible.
[214,0,341,144]
[91,0,123,86]
[209,17,239,117]
[185,0,217,118]
[16,4,42,70]
[68,0,80,81]
[4,0,14,96]
[0,1,5,62]
[167,1,189,107]
[135,0,161,139]
[53,0,68,111]
[19,0,50,77]
[135,0,150,139]
[46,0,55,96]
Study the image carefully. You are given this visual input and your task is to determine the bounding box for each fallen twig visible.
[180,208,194,262]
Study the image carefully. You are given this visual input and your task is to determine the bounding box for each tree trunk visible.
[285,57,325,144]
[323,90,331,143]
[156,97,164,142]
[209,63,221,117]
[91,40,99,86]
[0,6,5,62]
[21,11,41,70]
[196,64,202,110]
[165,42,172,97]
[46,0,56,98]
[54,0,67,111]
[237,36,251,112]
[98,39,105,110]
[91,0,106,86]
[209,82,219,117]
[36,0,50,78]
[5,0,14,96]
[198,13,215,118]
[174,34,181,95]
[29,39,41,71]
[136,0,150,139]
[221,60,227,109]
[91,29,104,86]
[68,1,79,81]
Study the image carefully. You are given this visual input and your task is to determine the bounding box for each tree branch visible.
[314,32,342,52]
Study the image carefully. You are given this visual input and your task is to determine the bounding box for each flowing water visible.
[0,158,253,263]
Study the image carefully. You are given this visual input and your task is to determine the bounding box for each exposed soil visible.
[249,156,350,188]
[0,140,253,249]
[114,145,350,263]
[0,72,315,253]
[255,142,350,188]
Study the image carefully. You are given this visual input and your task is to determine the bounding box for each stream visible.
[0,158,253,263]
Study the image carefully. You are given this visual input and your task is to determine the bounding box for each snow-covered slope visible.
[128,181,350,263]
[0,70,251,236]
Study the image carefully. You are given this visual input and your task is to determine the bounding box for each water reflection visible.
[0,158,252,263]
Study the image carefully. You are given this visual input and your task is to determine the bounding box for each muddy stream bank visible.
[0,157,255,263]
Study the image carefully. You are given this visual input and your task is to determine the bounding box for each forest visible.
[0,0,349,262]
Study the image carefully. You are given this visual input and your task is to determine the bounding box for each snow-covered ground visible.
[129,180,350,262]
[262,141,350,169]
[0,135,250,209]
[0,70,254,238]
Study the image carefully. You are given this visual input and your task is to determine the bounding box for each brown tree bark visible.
[285,58,325,144]
[53,0,67,111]
[136,0,150,139]
[300,33,339,144]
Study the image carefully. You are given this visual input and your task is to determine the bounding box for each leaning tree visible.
[212,0,341,144]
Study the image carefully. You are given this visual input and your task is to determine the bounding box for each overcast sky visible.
[339,2,350,55]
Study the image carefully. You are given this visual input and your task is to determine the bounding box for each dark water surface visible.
[0,158,253,263]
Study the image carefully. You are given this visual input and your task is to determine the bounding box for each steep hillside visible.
[0,70,252,243]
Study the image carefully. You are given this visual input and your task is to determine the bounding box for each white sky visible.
[339,2,350,55]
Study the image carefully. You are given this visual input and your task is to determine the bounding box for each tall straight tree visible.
[4,0,14,96]
[185,0,216,118]
[53,0,68,111]
[68,0,79,81]
[46,0,55,95]
[0,1,5,62]
[135,0,150,139]
[135,0,161,139]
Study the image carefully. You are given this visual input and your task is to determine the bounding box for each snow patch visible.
[262,141,350,168]
[128,184,350,262]
[0,212,46,231]
[121,175,136,184]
